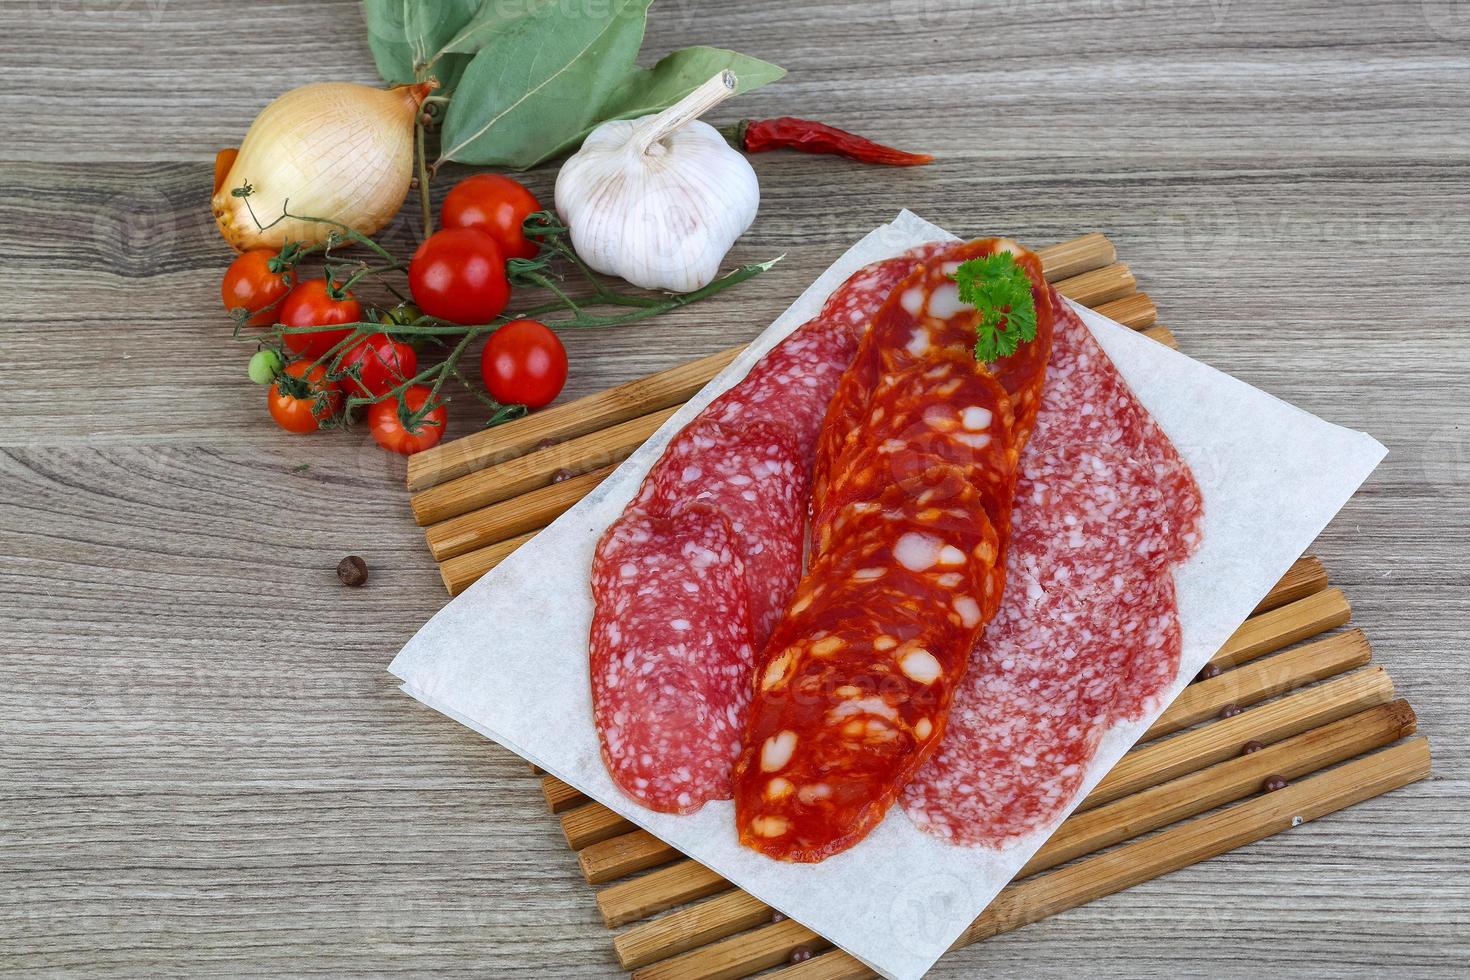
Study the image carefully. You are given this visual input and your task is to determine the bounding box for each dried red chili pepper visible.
[729,117,934,166]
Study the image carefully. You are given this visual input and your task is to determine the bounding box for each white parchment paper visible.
[388,211,1386,980]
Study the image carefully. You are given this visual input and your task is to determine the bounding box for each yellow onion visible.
[212,81,433,251]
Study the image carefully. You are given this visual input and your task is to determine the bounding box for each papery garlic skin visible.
[212,82,430,252]
[555,118,759,293]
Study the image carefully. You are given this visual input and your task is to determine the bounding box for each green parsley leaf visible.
[952,252,1038,363]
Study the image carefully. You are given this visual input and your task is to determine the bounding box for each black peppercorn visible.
[1263,775,1288,792]
[337,555,369,587]
[1241,739,1266,755]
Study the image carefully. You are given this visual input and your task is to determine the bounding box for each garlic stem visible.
[631,70,738,156]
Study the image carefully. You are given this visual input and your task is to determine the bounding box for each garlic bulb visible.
[212,81,432,251]
[555,72,759,293]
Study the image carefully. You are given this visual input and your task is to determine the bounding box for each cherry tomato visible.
[440,173,543,261]
[222,249,293,326]
[268,361,342,434]
[278,279,362,361]
[368,385,447,455]
[408,228,510,325]
[339,333,417,398]
[480,318,567,409]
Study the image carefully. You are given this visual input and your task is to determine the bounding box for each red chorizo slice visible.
[813,240,1054,535]
[590,505,754,814]
[588,242,952,814]
[734,478,999,861]
[813,352,1017,558]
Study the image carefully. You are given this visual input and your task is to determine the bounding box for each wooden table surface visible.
[2,0,1467,975]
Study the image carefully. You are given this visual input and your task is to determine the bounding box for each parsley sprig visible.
[952,252,1038,362]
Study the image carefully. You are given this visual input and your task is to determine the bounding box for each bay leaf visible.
[438,0,655,169]
[438,0,566,55]
[362,0,479,90]
[597,46,785,129]
[515,46,785,167]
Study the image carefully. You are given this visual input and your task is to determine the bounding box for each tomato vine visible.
[227,187,779,437]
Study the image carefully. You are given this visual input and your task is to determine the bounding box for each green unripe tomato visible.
[248,349,284,385]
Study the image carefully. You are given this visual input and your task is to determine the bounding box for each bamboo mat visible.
[402,233,1430,978]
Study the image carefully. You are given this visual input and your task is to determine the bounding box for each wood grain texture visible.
[0,0,1466,977]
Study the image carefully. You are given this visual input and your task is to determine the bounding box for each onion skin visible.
[212,81,433,251]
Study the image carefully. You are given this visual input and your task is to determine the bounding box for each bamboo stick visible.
[1140,324,1177,350]
[1253,556,1327,615]
[1210,588,1350,669]
[764,738,1431,980]
[1052,262,1135,308]
[1092,291,1156,329]
[1146,629,1370,740]
[440,530,537,596]
[563,799,637,850]
[613,700,1416,970]
[1034,232,1115,280]
[1083,666,1394,808]
[580,829,680,885]
[426,465,615,562]
[594,666,1395,927]
[542,774,589,814]
[407,346,744,493]
[599,862,731,929]
[412,408,675,527]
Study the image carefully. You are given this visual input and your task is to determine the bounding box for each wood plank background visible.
[1,0,1466,975]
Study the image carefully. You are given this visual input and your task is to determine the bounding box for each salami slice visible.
[901,575,1179,845]
[703,321,859,459]
[638,419,806,646]
[589,505,753,814]
[902,291,1203,848]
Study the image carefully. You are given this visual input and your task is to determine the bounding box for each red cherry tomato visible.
[368,385,447,455]
[222,249,293,326]
[480,318,567,409]
[441,173,543,261]
[409,228,510,325]
[339,333,417,398]
[278,279,362,361]
[268,361,342,434]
